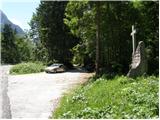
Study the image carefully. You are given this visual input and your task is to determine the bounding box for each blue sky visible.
[1,0,40,30]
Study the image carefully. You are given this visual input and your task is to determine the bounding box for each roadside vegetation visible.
[10,62,45,75]
[53,76,159,119]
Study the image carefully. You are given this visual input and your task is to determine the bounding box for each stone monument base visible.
[127,41,147,78]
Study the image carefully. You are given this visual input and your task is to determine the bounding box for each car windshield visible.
[50,64,62,67]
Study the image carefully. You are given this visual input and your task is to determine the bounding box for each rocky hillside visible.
[0,10,24,35]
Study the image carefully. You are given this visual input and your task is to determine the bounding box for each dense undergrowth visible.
[53,75,159,119]
[10,62,45,75]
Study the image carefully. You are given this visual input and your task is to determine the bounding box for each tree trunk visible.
[95,2,100,75]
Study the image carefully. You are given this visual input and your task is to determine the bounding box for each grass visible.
[53,75,159,119]
[10,62,45,75]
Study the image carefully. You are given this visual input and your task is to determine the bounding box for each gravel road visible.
[0,65,12,119]
[1,66,93,118]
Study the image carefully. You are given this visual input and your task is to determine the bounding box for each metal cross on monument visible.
[130,25,136,55]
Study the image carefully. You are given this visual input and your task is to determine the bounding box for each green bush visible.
[10,62,45,75]
[53,76,159,119]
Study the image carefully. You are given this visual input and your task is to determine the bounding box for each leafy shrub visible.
[10,62,45,75]
[53,76,159,119]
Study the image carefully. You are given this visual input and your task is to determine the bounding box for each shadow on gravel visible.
[45,67,91,74]
[67,67,88,73]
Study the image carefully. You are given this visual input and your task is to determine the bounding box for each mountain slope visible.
[0,10,24,35]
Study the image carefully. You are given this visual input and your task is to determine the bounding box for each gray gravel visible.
[0,65,12,119]
[1,67,93,118]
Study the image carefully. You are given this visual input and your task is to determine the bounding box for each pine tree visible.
[1,24,20,64]
[35,1,78,67]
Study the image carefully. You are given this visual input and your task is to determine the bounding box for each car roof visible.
[51,63,63,66]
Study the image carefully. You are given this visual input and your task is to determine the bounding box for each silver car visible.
[45,64,66,73]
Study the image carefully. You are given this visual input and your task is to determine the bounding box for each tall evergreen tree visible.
[95,1,101,75]
[1,24,20,64]
[35,1,78,66]
[64,1,158,75]
[139,1,159,75]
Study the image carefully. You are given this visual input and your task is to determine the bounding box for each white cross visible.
[131,25,136,55]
